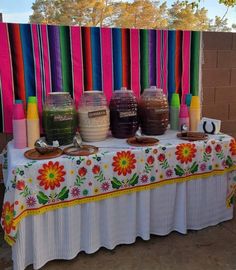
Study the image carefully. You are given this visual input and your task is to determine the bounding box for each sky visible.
[0,0,236,27]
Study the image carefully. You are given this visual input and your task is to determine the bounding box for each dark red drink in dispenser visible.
[109,88,138,138]
[139,86,169,135]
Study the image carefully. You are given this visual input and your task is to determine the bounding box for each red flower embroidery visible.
[92,165,100,174]
[78,167,87,177]
[175,143,197,164]
[2,202,15,234]
[37,161,66,190]
[215,144,222,153]
[229,139,236,155]
[147,156,155,165]
[158,154,165,162]
[16,180,25,190]
[112,151,136,176]
[205,146,212,154]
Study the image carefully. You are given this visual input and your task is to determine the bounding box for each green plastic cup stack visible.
[170,93,180,130]
[28,96,37,104]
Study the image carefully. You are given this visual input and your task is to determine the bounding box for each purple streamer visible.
[149,30,156,86]
[48,25,62,91]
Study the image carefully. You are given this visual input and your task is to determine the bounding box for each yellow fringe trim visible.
[6,165,236,246]
[5,234,16,246]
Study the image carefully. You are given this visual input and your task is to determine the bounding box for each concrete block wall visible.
[202,32,236,137]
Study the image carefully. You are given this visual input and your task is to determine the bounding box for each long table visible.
[1,131,236,270]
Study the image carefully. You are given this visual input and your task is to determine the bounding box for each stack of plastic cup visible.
[27,96,40,148]
[170,93,180,130]
[179,104,189,131]
[189,96,201,131]
[13,100,27,149]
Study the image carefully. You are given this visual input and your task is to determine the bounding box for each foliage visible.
[219,0,236,7]
[30,0,117,26]
[168,0,209,30]
[114,1,169,29]
[29,0,236,31]
[209,16,231,31]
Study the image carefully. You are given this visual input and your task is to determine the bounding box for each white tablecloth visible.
[13,172,234,270]
[2,130,235,269]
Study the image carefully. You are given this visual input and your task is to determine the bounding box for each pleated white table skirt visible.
[13,173,234,270]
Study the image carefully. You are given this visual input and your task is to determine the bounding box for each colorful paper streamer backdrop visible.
[0,23,201,133]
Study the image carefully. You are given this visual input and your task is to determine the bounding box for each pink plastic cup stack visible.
[179,104,189,131]
[13,100,27,149]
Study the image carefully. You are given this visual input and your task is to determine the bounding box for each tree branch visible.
[220,6,229,22]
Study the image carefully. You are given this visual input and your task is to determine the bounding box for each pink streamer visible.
[156,30,162,90]
[162,30,168,95]
[40,25,51,96]
[101,28,113,102]
[130,29,140,99]
[182,31,191,99]
[0,23,14,133]
[70,26,84,109]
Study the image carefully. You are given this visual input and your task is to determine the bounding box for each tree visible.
[219,0,236,7]
[114,0,168,29]
[76,0,118,27]
[232,23,236,31]
[30,0,117,26]
[209,0,236,32]
[29,0,236,31]
[209,16,231,31]
[168,0,209,30]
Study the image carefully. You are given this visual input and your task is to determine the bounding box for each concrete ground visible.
[0,210,236,270]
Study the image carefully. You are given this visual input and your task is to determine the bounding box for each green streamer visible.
[140,29,149,92]
[59,26,73,95]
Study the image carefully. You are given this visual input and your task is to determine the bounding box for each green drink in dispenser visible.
[43,92,78,145]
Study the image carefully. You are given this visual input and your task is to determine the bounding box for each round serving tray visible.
[127,137,159,147]
[24,148,63,160]
[63,145,98,156]
[177,132,208,141]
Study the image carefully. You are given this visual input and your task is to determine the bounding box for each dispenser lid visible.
[49,92,70,96]
[79,90,107,107]
[144,86,163,92]
[45,92,74,107]
[114,87,133,93]
[83,90,103,94]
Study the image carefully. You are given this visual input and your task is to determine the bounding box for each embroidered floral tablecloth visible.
[1,131,236,246]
